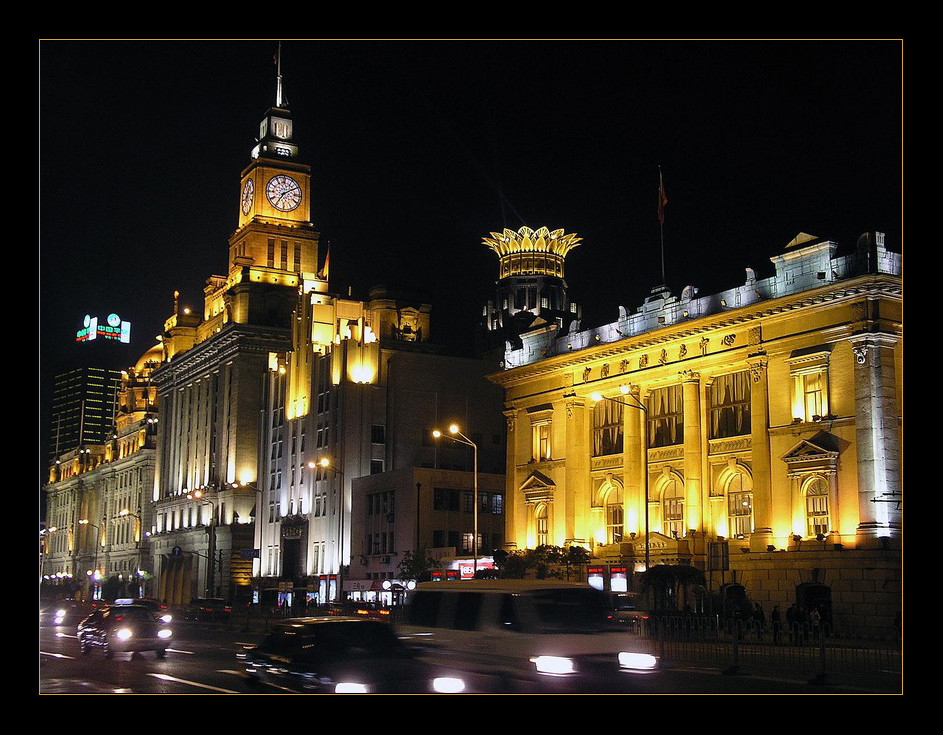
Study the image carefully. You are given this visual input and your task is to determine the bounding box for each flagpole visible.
[657,167,668,287]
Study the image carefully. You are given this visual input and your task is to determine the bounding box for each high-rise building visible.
[48,365,124,463]
[148,64,507,607]
[149,68,321,605]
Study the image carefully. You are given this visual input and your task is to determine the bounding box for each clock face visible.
[241,178,254,215]
[265,174,302,212]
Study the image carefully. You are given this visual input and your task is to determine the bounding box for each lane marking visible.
[147,673,239,694]
[40,651,75,659]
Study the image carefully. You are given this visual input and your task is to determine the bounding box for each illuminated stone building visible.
[43,345,162,599]
[147,70,507,607]
[489,229,901,633]
[256,285,506,603]
[149,79,320,605]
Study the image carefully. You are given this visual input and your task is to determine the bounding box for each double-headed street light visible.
[119,508,148,597]
[78,517,106,598]
[187,489,218,597]
[590,387,650,573]
[432,424,479,577]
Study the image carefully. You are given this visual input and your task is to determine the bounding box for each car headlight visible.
[56,609,67,618]
[160,614,173,623]
[116,628,134,640]
[619,652,657,670]
[158,628,173,639]
[432,677,466,693]
[532,656,576,675]
[334,682,369,694]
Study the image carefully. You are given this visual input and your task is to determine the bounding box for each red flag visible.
[657,169,668,225]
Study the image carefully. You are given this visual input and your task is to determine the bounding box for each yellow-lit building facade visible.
[489,228,901,633]
[43,346,162,599]
[149,92,325,605]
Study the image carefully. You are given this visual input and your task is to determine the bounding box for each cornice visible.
[152,323,292,389]
[492,274,901,388]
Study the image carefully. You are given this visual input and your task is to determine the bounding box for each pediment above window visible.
[520,470,555,504]
[782,432,840,476]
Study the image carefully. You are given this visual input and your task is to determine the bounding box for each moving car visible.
[113,597,172,622]
[238,617,467,693]
[42,599,95,627]
[607,592,651,629]
[398,581,658,692]
[183,597,232,620]
[77,604,173,658]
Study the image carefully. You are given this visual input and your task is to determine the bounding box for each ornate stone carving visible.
[749,326,762,346]
[679,344,687,359]
[700,337,710,355]
[852,344,868,364]
[582,366,592,382]
[749,358,768,383]
[722,334,736,346]
[620,359,629,373]
[639,354,649,368]
[600,363,610,378]
[659,349,668,365]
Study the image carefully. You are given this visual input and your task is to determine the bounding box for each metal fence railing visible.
[636,615,901,690]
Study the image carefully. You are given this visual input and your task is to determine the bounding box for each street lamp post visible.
[78,518,106,599]
[118,508,148,597]
[433,425,479,577]
[187,490,218,598]
[591,388,650,573]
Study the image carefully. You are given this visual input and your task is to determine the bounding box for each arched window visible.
[535,504,549,547]
[604,484,624,544]
[805,477,830,537]
[661,477,685,539]
[726,472,754,538]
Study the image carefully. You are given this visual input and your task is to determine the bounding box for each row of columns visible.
[505,330,900,552]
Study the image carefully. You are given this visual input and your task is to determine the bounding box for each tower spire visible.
[275,41,284,108]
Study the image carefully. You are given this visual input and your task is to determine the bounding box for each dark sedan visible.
[183,597,232,621]
[238,617,467,694]
[77,604,173,658]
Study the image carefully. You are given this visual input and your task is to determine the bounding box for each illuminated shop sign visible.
[76,313,131,344]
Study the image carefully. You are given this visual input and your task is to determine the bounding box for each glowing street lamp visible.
[432,424,479,577]
[187,489,219,597]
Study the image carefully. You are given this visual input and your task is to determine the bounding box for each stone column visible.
[564,396,588,545]
[681,372,702,534]
[850,334,902,539]
[503,408,523,548]
[622,385,644,538]
[748,356,773,550]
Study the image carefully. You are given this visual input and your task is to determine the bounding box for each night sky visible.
[39,40,901,451]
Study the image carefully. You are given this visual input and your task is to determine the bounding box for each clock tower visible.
[228,65,321,283]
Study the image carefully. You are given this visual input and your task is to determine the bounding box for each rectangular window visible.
[788,351,831,422]
[647,385,684,448]
[532,422,551,461]
[370,459,384,475]
[709,371,752,439]
[593,399,624,456]
[371,424,386,444]
[267,238,275,268]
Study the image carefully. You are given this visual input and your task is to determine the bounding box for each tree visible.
[398,551,441,582]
